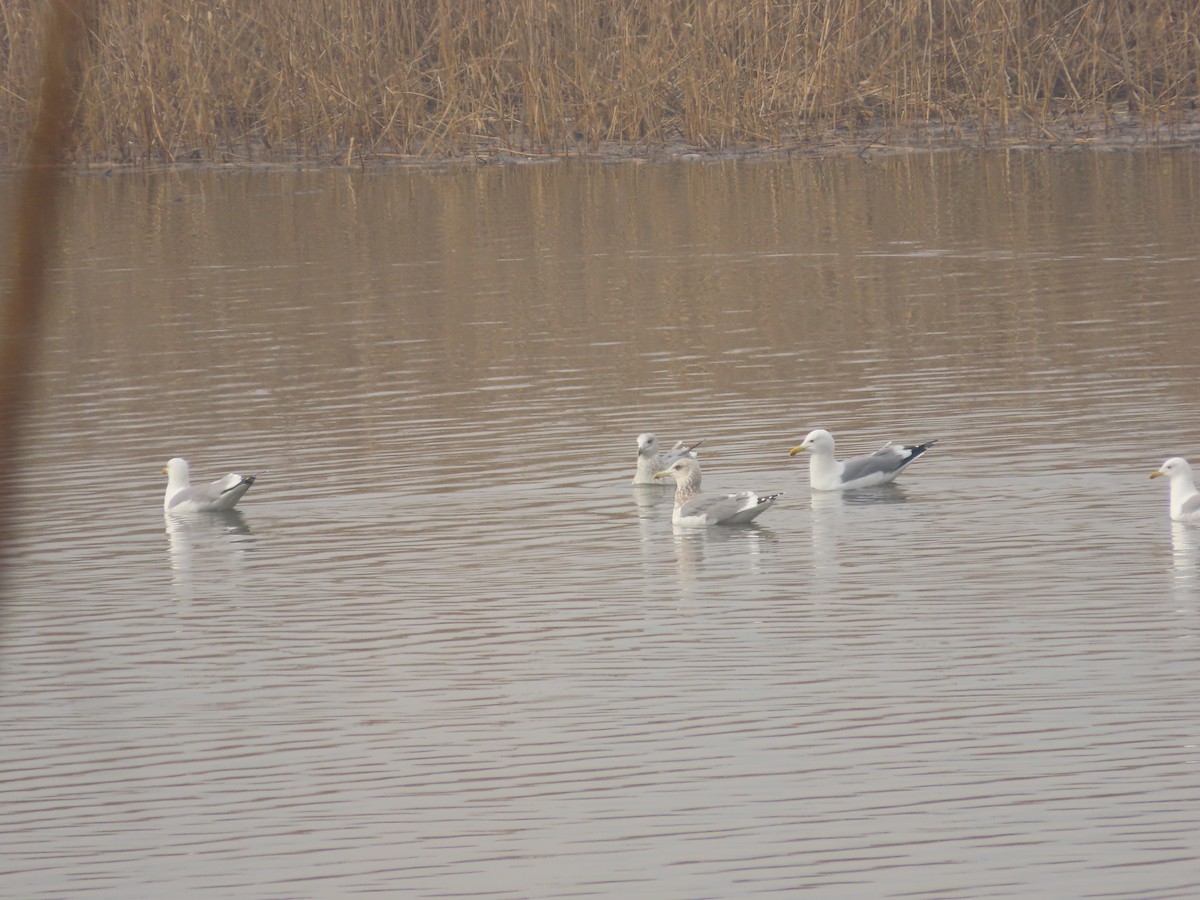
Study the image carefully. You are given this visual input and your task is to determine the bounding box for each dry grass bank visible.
[3,0,1199,164]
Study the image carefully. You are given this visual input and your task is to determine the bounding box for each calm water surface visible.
[3,154,1200,898]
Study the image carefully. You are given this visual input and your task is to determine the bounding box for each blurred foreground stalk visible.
[1,1,93,580]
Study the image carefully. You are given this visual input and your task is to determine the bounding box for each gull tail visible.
[724,491,783,525]
[906,439,937,461]
[221,474,257,495]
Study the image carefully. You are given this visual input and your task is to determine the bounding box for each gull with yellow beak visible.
[789,428,936,492]
[1149,457,1200,521]
[653,457,781,526]
[163,457,256,513]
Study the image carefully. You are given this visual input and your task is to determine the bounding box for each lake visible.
[2,152,1199,898]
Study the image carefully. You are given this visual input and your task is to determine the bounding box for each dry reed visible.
[1,0,1198,163]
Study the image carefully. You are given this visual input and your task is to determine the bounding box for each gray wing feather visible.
[841,449,911,482]
[720,493,781,524]
[167,483,228,510]
[679,493,744,521]
[681,490,779,524]
[840,441,935,484]
[1180,495,1200,515]
[215,473,246,492]
[662,439,703,467]
[167,474,255,511]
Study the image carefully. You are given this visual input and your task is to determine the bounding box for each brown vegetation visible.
[2,0,1199,164]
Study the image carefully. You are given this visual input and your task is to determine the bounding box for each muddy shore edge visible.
[5,112,1200,175]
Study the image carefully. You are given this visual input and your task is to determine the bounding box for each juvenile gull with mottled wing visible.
[633,432,703,485]
[654,457,781,526]
[789,428,936,492]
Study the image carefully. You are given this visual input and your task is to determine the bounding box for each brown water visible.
[3,154,1200,898]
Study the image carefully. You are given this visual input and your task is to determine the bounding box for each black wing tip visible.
[220,474,257,495]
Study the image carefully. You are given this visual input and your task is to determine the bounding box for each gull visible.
[633,433,703,485]
[163,457,256,513]
[789,428,936,491]
[653,457,781,526]
[1150,457,1200,522]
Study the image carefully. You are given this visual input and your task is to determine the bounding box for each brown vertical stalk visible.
[0,1,93,585]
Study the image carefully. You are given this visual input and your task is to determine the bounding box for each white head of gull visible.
[1150,457,1200,522]
[633,432,703,485]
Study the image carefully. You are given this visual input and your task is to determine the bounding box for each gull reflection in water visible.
[632,483,676,517]
[666,520,778,584]
[1169,521,1198,593]
[632,483,677,557]
[164,509,255,590]
[809,484,909,579]
[810,482,910,511]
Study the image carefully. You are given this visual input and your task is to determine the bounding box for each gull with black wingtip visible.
[163,457,257,513]
[654,457,781,526]
[790,428,936,492]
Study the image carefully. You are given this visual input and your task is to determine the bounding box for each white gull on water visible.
[633,433,702,485]
[1150,457,1200,522]
[790,428,936,491]
[653,457,781,526]
[163,457,257,513]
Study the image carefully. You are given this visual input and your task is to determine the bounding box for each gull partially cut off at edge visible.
[1150,457,1200,522]
[790,428,936,492]
[654,457,781,526]
[163,457,257,513]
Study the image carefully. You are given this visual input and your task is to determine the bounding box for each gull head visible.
[1150,457,1193,481]
[163,457,189,479]
[637,433,659,458]
[654,457,701,486]
[790,428,833,457]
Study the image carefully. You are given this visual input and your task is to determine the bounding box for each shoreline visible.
[6,112,1200,175]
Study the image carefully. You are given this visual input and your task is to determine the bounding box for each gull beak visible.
[1149,470,1164,479]
[788,445,807,457]
[653,470,671,480]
